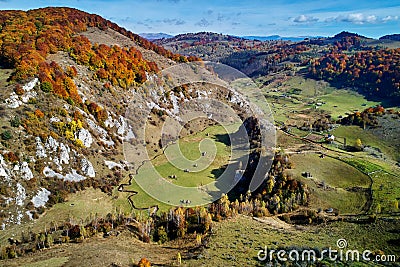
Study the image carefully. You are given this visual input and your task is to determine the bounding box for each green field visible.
[336,156,400,214]
[319,90,379,119]
[370,171,400,214]
[125,123,244,209]
[261,76,382,124]
[287,154,370,214]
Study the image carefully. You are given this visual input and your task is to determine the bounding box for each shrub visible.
[138,257,151,267]
[14,84,24,95]
[34,109,45,118]
[66,97,74,106]
[40,81,53,93]
[1,130,12,140]
[10,116,21,127]
[75,139,84,147]
[3,151,19,162]
[27,98,37,104]
[155,226,168,244]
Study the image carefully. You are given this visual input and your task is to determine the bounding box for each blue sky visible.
[1,0,399,38]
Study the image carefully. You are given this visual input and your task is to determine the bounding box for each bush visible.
[28,98,37,104]
[155,226,168,244]
[1,130,12,140]
[14,84,24,95]
[66,97,74,106]
[40,81,53,93]
[34,109,45,118]
[10,116,21,127]
[3,151,18,162]
[138,257,151,267]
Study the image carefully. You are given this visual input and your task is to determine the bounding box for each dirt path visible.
[252,216,293,230]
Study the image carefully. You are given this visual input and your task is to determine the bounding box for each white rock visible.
[104,160,122,169]
[49,116,61,123]
[87,118,108,138]
[21,90,37,103]
[170,92,180,114]
[65,169,86,182]
[87,118,115,146]
[31,188,51,208]
[100,138,115,147]
[4,197,13,205]
[81,158,95,177]
[35,137,47,158]
[43,166,64,179]
[59,143,70,164]
[115,116,135,140]
[26,211,33,220]
[0,165,8,177]
[20,162,33,180]
[196,90,208,99]
[53,157,62,171]
[16,210,23,225]
[45,136,59,153]
[43,166,88,182]
[15,183,26,206]
[116,115,127,136]
[22,78,38,92]
[125,128,136,140]
[104,112,115,128]
[75,128,93,147]
[5,93,22,109]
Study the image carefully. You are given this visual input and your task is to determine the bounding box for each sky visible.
[0,0,399,38]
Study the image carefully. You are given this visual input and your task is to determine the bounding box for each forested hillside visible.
[0,7,199,94]
[309,48,400,99]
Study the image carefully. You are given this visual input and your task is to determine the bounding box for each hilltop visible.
[379,34,400,41]
[139,32,174,40]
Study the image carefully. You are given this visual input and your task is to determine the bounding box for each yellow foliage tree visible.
[138,257,151,267]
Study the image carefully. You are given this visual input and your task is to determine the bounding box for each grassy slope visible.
[319,90,378,119]
[332,125,399,162]
[186,215,400,266]
[287,153,370,214]
[0,189,114,246]
[153,124,233,187]
[123,124,238,211]
[262,76,380,124]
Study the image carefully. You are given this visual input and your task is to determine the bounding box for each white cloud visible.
[382,15,399,22]
[330,13,398,24]
[293,14,319,23]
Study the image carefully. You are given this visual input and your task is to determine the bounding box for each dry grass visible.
[3,229,186,267]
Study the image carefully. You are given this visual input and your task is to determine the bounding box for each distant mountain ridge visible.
[379,34,400,41]
[139,32,174,40]
[142,32,323,42]
[241,35,324,42]
[160,32,244,42]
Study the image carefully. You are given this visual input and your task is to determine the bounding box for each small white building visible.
[325,134,335,143]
